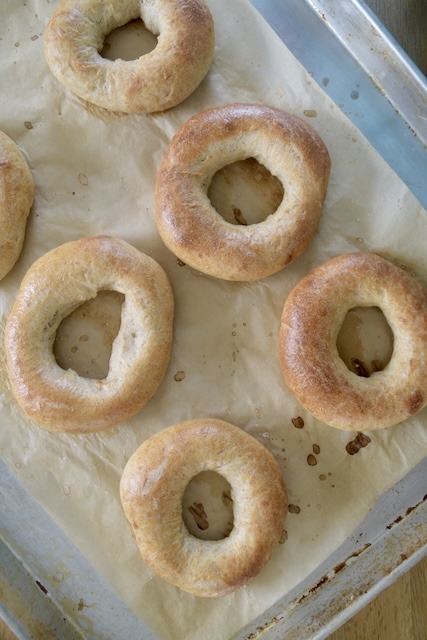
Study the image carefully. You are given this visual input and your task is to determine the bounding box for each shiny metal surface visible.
[249,0,427,208]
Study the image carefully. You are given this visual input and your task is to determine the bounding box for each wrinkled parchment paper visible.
[1,1,426,638]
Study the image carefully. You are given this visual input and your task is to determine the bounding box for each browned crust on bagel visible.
[279,252,427,431]
[4,236,174,433]
[120,418,288,597]
[155,103,331,281]
[162,104,330,186]
[0,131,34,280]
[44,0,215,114]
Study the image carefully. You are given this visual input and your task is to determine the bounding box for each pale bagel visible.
[155,103,331,281]
[44,0,215,114]
[4,236,174,433]
[279,252,427,431]
[0,131,34,281]
[120,418,288,597]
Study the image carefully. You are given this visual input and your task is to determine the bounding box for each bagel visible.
[279,252,427,431]
[0,131,34,281]
[44,0,215,114]
[155,103,331,281]
[4,236,174,434]
[120,418,287,597]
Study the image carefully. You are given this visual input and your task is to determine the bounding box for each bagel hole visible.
[337,306,394,377]
[207,158,284,225]
[101,19,158,61]
[182,471,234,541]
[53,290,124,379]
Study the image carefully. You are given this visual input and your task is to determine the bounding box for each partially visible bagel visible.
[0,131,34,281]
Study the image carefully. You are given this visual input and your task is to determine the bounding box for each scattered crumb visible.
[292,416,304,429]
[288,504,301,514]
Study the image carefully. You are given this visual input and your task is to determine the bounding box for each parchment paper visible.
[1,1,426,638]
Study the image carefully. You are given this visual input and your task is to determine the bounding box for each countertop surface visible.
[364,0,426,75]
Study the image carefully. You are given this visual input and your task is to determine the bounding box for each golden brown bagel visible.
[155,103,331,281]
[4,236,174,433]
[0,131,34,281]
[279,252,427,431]
[120,418,287,597]
[44,0,215,114]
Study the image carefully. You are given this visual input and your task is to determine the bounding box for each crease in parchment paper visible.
[0,1,426,639]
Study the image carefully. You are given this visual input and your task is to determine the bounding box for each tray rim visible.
[249,0,427,209]
[308,0,427,141]
[2,456,426,640]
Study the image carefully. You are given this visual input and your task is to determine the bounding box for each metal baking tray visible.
[1,1,426,638]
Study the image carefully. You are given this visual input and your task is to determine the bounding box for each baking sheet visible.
[1,1,426,639]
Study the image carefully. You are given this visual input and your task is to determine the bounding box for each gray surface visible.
[250,0,427,207]
[364,0,426,74]
[1,458,156,639]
